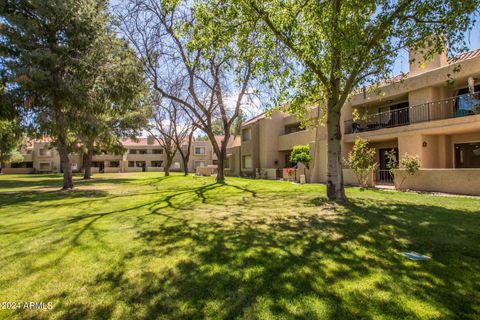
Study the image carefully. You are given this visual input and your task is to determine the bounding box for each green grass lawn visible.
[0,173,479,320]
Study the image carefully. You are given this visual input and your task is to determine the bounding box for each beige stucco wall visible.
[343,169,374,187]
[258,111,284,168]
[240,123,260,171]
[277,129,316,151]
[409,48,448,77]
[349,55,480,108]
[104,167,121,173]
[1,168,35,174]
[394,169,480,195]
[189,140,215,171]
[225,146,241,177]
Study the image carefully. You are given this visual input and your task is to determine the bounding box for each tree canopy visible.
[227,0,479,200]
[116,0,262,182]
[0,0,148,187]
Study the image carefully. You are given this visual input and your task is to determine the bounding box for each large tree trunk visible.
[216,155,225,183]
[215,140,227,183]
[326,103,346,202]
[164,154,173,176]
[182,155,189,176]
[83,145,93,180]
[57,139,73,190]
[178,148,190,176]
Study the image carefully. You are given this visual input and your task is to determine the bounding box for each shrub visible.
[289,144,311,169]
[385,149,399,170]
[391,153,421,189]
[344,138,378,188]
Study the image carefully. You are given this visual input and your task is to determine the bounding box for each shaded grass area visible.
[0,173,479,319]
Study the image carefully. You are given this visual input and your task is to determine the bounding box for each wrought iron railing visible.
[376,170,394,184]
[345,92,480,134]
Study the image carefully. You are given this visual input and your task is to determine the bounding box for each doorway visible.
[377,148,398,184]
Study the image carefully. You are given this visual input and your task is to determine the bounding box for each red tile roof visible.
[449,48,480,64]
[120,137,160,147]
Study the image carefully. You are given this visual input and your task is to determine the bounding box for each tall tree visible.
[147,101,179,177]
[0,0,112,189]
[167,102,197,176]
[0,119,22,167]
[116,0,258,182]
[230,0,479,201]
[77,35,149,180]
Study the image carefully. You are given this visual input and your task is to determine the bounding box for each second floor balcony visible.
[344,92,480,134]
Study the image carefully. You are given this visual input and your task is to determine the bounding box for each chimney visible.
[409,39,448,76]
[147,135,155,145]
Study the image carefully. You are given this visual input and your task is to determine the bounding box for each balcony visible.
[278,130,315,151]
[345,93,480,134]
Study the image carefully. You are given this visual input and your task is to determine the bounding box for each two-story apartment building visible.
[1,136,221,174]
[3,48,480,195]
[226,48,480,195]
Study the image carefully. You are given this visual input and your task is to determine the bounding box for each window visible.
[92,162,101,168]
[378,101,409,126]
[11,162,33,168]
[109,161,120,167]
[455,142,480,168]
[242,155,252,169]
[151,161,163,167]
[39,148,50,156]
[129,149,147,154]
[225,157,231,170]
[128,161,135,167]
[152,149,163,154]
[242,128,251,141]
[195,147,206,155]
[26,150,33,154]
[194,161,207,169]
[71,163,78,170]
[213,160,218,165]
[284,123,305,135]
[136,161,146,168]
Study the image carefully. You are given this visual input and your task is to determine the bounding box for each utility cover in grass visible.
[399,252,431,261]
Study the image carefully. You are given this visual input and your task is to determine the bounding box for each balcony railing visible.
[376,170,394,185]
[344,92,480,134]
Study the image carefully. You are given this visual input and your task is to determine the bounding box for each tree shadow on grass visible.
[3,182,480,319]
[81,198,480,319]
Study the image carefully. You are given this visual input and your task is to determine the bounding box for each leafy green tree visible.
[344,138,378,189]
[195,135,210,142]
[76,35,149,180]
[0,119,22,166]
[116,0,259,183]
[0,0,112,189]
[229,0,479,201]
[231,110,245,137]
[289,144,311,169]
[0,70,16,120]
[147,101,179,177]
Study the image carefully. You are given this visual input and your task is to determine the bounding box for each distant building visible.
[1,136,224,174]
